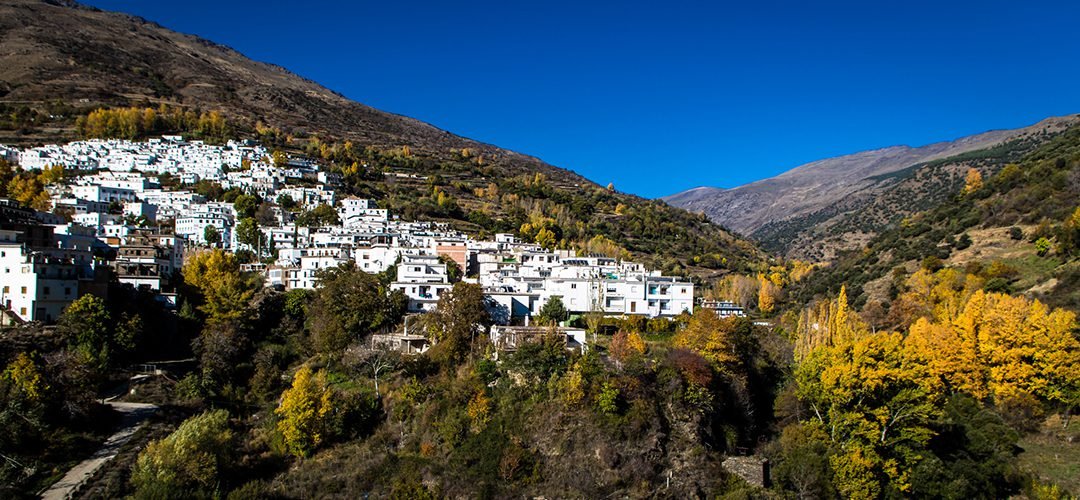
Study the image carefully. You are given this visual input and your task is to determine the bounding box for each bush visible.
[1035,237,1053,257]
[595,382,620,415]
[1009,226,1024,240]
[956,233,973,250]
[131,410,235,497]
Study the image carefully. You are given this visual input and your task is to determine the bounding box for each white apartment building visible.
[70,184,138,204]
[176,214,233,247]
[392,256,452,313]
[0,230,83,323]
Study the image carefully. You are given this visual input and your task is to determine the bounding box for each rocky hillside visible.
[664,116,1080,259]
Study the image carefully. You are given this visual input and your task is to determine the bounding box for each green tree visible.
[233,194,259,219]
[295,203,340,227]
[307,264,407,357]
[203,225,221,246]
[1035,237,1052,256]
[424,282,492,366]
[276,193,297,211]
[57,295,131,374]
[909,395,1022,499]
[538,296,567,325]
[437,255,463,283]
[774,422,835,500]
[131,410,235,497]
[235,217,266,255]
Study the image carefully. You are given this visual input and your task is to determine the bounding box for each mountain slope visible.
[0,0,767,273]
[664,116,1080,259]
[0,0,559,175]
[792,124,1080,313]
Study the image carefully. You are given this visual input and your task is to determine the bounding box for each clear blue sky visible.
[85,0,1080,198]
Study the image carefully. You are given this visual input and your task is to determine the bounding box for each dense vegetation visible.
[1,249,793,498]
[0,284,183,496]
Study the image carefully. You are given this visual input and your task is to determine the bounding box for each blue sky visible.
[86,1,1080,198]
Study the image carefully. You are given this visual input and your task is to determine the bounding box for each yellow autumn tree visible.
[673,308,744,367]
[38,164,65,185]
[962,167,984,194]
[534,227,557,249]
[466,390,492,433]
[182,249,240,291]
[796,330,940,497]
[610,330,646,365]
[794,285,870,360]
[7,174,51,211]
[2,352,47,402]
[905,316,985,398]
[904,285,1079,406]
[757,275,779,314]
[275,365,334,458]
[181,249,257,323]
[562,363,586,405]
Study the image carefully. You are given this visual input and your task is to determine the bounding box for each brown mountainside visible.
[664,115,1080,259]
[0,0,571,179]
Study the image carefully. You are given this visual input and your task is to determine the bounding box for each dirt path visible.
[40,401,157,500]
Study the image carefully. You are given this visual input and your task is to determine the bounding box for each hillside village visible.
[0,135,713,333]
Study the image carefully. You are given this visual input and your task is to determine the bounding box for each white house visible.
[391,256,452,313]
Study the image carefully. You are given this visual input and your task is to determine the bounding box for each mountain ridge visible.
[663,115,1080,257]
[0,0,575,180]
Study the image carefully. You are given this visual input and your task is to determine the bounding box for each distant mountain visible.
[663,116,1080,259]
[791,124,1080,314]
[0,0,765,272]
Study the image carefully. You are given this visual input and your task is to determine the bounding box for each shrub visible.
[131,410,234,497]
[595,382,620,415]
[1035,237,1053,256]
[955,233,973,250]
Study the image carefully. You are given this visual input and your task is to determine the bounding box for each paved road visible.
[40,401,157,500]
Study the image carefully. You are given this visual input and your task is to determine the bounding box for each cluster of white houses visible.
[0,135,714,327]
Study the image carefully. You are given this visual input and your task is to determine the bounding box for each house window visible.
[20,286,26,294]
[43,287,50,296]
